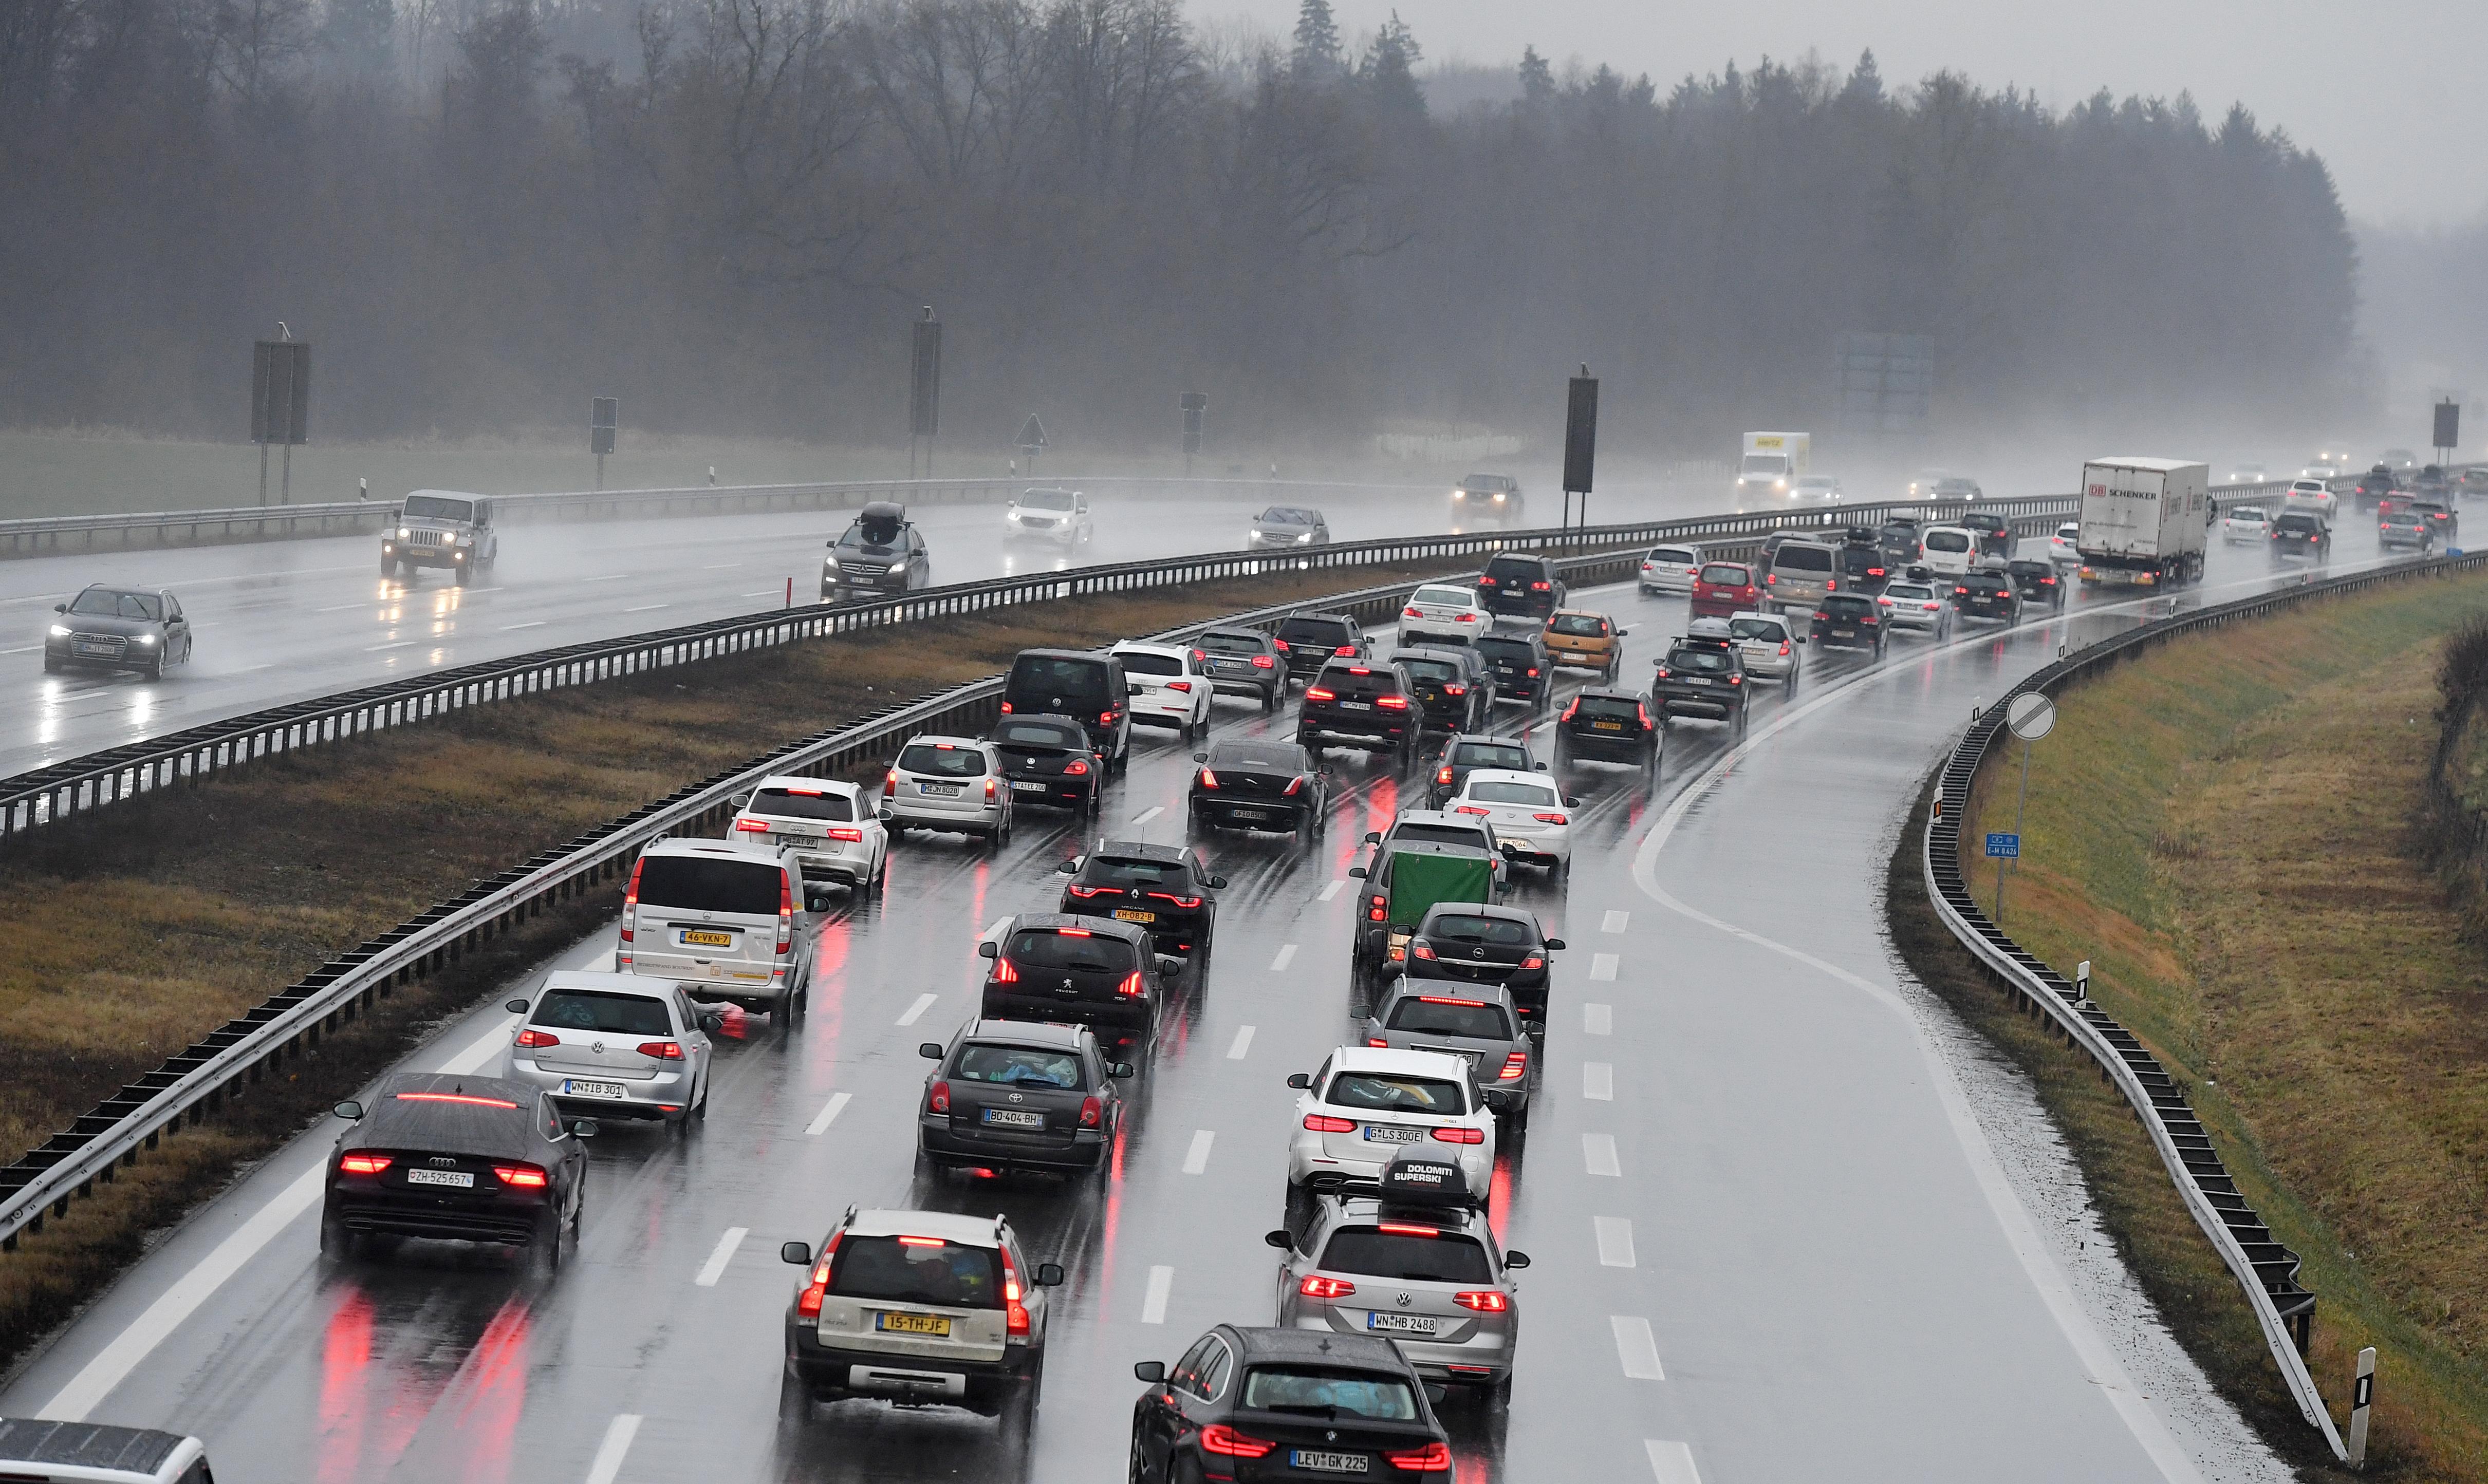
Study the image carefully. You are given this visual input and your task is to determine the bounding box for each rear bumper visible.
[1194,795,1308,829]
[1000,772,1095,809]
[1299,715,1413,749]
[505,1058,691,1119]
[980,988,1154,1042]
[785,1324,1036,1412]
[1559,728,1653,760]
[1654,689,1737,717]
[326,1189,547,1246]
[886,798,1006,831]
[920,1116,1108,1171]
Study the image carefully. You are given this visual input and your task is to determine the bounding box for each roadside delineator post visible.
[2075,959,2091,1007]
[2348,1346,2376,1467]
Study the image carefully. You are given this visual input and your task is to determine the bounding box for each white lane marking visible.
[1645,1439,1702,1484]
[580,573,630,583]
[740,589,782,597]
[1269,944,1297,972]
[1590,952,1619,981]
[0,645,38,654]
[622,603,669,614]
[315,602,367,613]
[897,993,938,1026]
[1319,879,1347,901]
[1584,1133,1622,1177]
[702,562,742,569]
[1227,1025,1256,1060]
[1596,1216,1637,1268]
[363,640,414,652]
[1182,1130,1216,1175]
[36,1163,326,1420]
[1583,1062,1613,1101]
[694,1226,748,1286]
[1142,1265,1174,1324]
[460,587,504,596]
[584,1414,644,1484]
[1611,1316,1665,1379]
[1129,805,1163,825]
[501,621,546,631]
[806,1092,852,1136]
[1602,909,1629,933]
[440,1015,520,1075]
[1584,1003,1612,1036]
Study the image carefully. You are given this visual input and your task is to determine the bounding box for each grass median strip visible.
[0,560,1457,1370]
[1927,568,2488,1481]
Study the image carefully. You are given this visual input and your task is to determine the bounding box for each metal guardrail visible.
[0,496,2079,845]
[0,540,1659,1250]
[1919,550,2488,1457]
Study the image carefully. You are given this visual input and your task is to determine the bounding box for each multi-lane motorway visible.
[2,514,2387,1482]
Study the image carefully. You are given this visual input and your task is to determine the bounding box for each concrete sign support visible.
[908,308,942,479]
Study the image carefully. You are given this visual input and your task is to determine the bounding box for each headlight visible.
[1492,492,1506,502]
[1297,532,1312,542]
[397,527,410,538]
[49,625,70,636]
[136,634,157,644]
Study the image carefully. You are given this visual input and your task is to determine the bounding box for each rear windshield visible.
[1475,638,1536,663]
[1007,928,1140,972]
[402,495,474,521]
[2007,561,2051,578]
[1647,547,1695,563]
[1387,996,1517,1039]
[1822,595,1877,617]
[635,854,782,915]
[1698,563,1750,585]
[1885,585,1936,601]
[532,989,672,1036]
[1924,531,1971,552]
[1963,575,2009,593]
[1318,1228,1494,1284]
[1773,546,1833,573]
[1413,586,1474,607]
[1196,630,1266,656]
[1483,556,1546,580]
[751,786,854,822]
[994,720,1087,748]
[1726,618,1782,641]
[1548,614,1608,637]
[829,1235,1002,1308]
[1449,743,1530,772]
[1389,821,1489,849]
[898,743,986,778]
[1326,1071,1469,1115]
[1574,694,1641,721]
[2230,507,2268,520]
[1278,617,1353,645]
[1427,913,1534,945]
[1469,780,1558,807]
[1668,648,1732,673]
[1009,656,1110,701]
[1207,743,1307,773]
[1085,857,1190,891]
[955,1043,1087,1089]
[1240,1367,1419,1421]
[2276,515,2323,533]
[1117,650,1184,676]
[1963,515,2006,531]
[1317,667,1402,699]
[1398,656,1460,683]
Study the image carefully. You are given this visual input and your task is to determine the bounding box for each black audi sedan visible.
[1130,1326,1453,1483]
[321,1072,593,1265]
[1055,841,1225,960]
[979,914,1178,1049]
[44,585,194,678]
[988,714,1104,814]
[1189,739,1328,838]
[916,1018,1133,1178]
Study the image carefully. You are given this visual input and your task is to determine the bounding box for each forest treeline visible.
[0,0,2360,455]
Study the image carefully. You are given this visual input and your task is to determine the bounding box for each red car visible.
[1689,560,1761,619]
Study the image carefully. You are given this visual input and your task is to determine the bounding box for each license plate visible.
[1010,780,1046,793]
[563,1079,629,1100]
[1339,701,1372,711]
[919,782,962,797]
[779,834,826,850]
[1362,1125,1425,1143]
[679,929,734,948]
[405,1168,474,1189]
[1592,721,1623,731]
[1367,1311,1441,1335]
[1687,677,1711,685]
[1290,1450,1369,1474]
[1832,629,1855,637]
[875,1311,952,1336]
[1112,909,1156,923]
[982,1109,1046,1128]
[74,641,117,655]
[1233,808,1273,820]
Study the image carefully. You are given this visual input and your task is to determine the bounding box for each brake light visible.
[1002,1245,1031,1335]
[393,1092,517,1108]
[1499,1052,1528,1080]
[1437,766,1454,785]
[1304,1114,1357,1133]
[1165,680,1192,692]
[1283,776,1304,795]
[883,769,897,797]
[1879,596,1894,605]
[1955,586,1969,594]
[1526,667,1538,678]
[1377,1222,1440,1236]
[1765,573,1775,585]
[992,955,1019,982]
[620,857,643,943]
[1411,942,1437,961]
[1637,703,1653,728]
[1079,1095,1104,1126]
[2041,575,2058,585]
[1777,643,1790,655]
[1066,884,1115,898]
[1454,1290,1509,1312]
[1064,759,1090,776]
[1519,956,1544,970]
[1727,675,1742,685]
[1417,995,1484,1006]
[1272,638,1290,651]
[985,777,998,802]
[1148,892,1202,909]
[1826,578,1837,591]
[1251,654,1274,668]
[1115,970,1145,999]
[1057,927,1092,935]
[492,1163,548,1189]
[1202,1425,1277,1459]
[797,1231,842,1317]
[1431,1126,1486,1144]
[929,1080,951,1113]
[338,1152,392,1176]
[1099,710,1116,726]
[1654,667,1670,680]
[1367,1037,1390,1046]
[1199,768,1218,788]
[777,873,794,954]
[1298,1274,1357,1299]
[1347,666,1372,675]
[734,817,770,833]
[1334,645,1357,656]
[999,700,1014,713]
[637,1040,684,1060]
[1456,612,1478,623]
[1404,606,1424,618]
[1530,580,1550,591]
[1376,694,1409,710]
[1454,805,1490,817]
[1532,812,1568,824]
[513,1027,559,1049]
[1444,683,1466,695]
[1306,686,1335,702]
[1561,699,1579,722]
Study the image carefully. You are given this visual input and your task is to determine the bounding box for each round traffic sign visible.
[2007,692,2056,741]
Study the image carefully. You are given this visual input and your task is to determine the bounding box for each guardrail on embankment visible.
[0,538,1668,1251]
[1922,550,2488,1459]
[0,496,2081,847]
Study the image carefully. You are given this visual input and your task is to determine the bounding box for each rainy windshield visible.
[1727,618,1783,641]
[1413,586,1474,607]
[954,1044,1087,1089]
[1117,650,1184,675]
[994,720,1087,748]
[1196,630,1266,656]
[1468,781,1558,807]
[1005,929,1138,973]
[1548,614,1608,637]
[1924,531,1971,553]
[1398,657,1459,683]
[751,786,855,822]
[1698,563,1750,585]
[1426,914,1533,945]
[401,495,474,522]
[1017,488,1075,510]
[829,1236,1002,1308]
[67,588,161,619]
[897,743,986,778]
[1241,1368,1420,1421]
[1317,1229,1493,1284]
[1387,997,1516,1039]
[1450,743,1530,773]
[1668,648,1732,674]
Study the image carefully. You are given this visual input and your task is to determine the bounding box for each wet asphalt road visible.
[1,524,2408,1482]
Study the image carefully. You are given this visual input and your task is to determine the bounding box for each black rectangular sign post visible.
[591,397,619,490]
[909,308,942,479]
[1181,392,1208,476]
[1563,366,1599,540]
[251,339,311,504]
[2436,399,2461,465]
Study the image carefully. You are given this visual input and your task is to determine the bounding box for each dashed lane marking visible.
[1583,1062,1613,1101]
[622,603,668,613]
[1182,1131,1215,1175]
[1590,953,1619,981]
[806,1093,851,1136]
[1269,944,1297,972]
[1602,910,1629,933]
[1320,879,1347,901]
[1142,1265,1174,1324]
[1227,1026,1255,1060]
[1584,1133,1621,1177]
[1584,1003,1612,1036]
[1596,1216,1637,1268]
[897,993,938,1026]
[501,621,546,631]
[1611,1316,1665,1380]
[694,1226,748,1286]
[1645,1439,1702,1483]
[1129,805,1163,825]
[584,1414,643,1484]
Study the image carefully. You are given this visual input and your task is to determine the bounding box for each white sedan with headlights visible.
[1284,1046,1497,1211]
[1445,767,1576,878]
[2048,522,2081,566]
[1002,486,1091,545]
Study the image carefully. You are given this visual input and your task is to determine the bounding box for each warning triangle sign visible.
[1015,414,1047,450]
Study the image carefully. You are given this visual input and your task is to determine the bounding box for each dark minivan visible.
[1274,612,1371,683]
[1477,553,1567,619]
[1001,649,1131,772]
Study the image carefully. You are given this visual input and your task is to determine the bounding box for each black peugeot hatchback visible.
[1129,1326,1453,1482]
[322,1072,593,1265]
[1055,841,1226,959]
[979,914,1177,1048]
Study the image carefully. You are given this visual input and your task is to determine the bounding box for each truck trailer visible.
[2074,457,2209,589]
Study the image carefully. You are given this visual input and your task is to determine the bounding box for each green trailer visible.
[1367,841,1496,980]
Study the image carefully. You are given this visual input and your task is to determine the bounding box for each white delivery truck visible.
[2074,456,2210,589]
[1735,431,1812,504]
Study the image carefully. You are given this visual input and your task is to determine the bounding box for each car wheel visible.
[1128,1433,1152,1484]
[42,655,59,674]
[145,652,164,681]
[379,555,395,577]
[1283,1179,1315,1241]
[693,1075,710,1120]
[1002,1356,1043,1436]
[778,1366,814,1425]
[533,1207,566,1273]
[319,1207,359,1259]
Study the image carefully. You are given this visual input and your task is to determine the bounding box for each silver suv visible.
[779,1206,1066,1434]
[1763,539,1839,614]
[383,490,498,585]
[884,736,1013,846]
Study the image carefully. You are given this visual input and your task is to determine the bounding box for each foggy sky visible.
[1205,0,2488,227]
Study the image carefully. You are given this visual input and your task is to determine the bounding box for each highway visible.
[0,522,2380,1481]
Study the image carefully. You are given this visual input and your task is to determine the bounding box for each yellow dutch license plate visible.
[680,929,734,948]
[1112,909,1155,923]
[877,1311,952,1336]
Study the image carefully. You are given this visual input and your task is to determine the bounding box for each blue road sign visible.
[1985,833,2020,858]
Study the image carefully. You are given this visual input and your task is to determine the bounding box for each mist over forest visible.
[0,0,2366,459]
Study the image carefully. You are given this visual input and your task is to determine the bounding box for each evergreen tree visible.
[1290,0,1340,80]
[1518,45,1553,106]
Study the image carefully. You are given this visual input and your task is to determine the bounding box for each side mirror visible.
[1191,752,1209,763]
[1264,1229,1293,1250]
[1617,628,1629,637]
[1055,858,1080,875]
[1544,938,1566,951]
[568,1119,599,1138]
[877,806,893,822]
[333,1100,364,1121]
[1504,1250,1531,1269]
[781,1241,813,1266]
[1206,875,1228,890]
[919,1041,945,1060]
[1035,1262,1065,1287]
[699,1011,726,1033]
[1535,760,1550,771]
[1321,766,1335,777]
[731,792,752,809]
[806,890,835,913]
[53,603,66,613]
[1363,831,1382,844]
[977,941,1000,959]
[1285,1072,1312,1089]
[1110,1062,1135,1079]
[1564,796,1582,808]
[1422,1382,1449,1406]
[1134,1361,1167,1384]
[1347,866,1367,880]
[1157,955,1184,978]
[505,998,529,1014]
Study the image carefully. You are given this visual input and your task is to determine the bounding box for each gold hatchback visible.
[1542,610,1625,680]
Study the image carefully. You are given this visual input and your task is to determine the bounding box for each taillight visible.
[1654,667,1670,680]
[929,1080,951,1114]
[1115,970,1145,999]
[1431,1126,1485,1144]
[1099,710,1116,726]
[1410,942,1437,961]
[1560,698,1579,722]
[993,955,1019,982]
[1386,1441,1452,1472]
[1518,956,1544,970]
[1304,1114,1357,1133]
[798,1232,842,1317]
[1404,606,1424,618]
[985,777,998,801]
[1298,1274,1357,1299]
[1199,768,1218,788]
[1637,703,1653,728]
[1765,573,1775,585]
[1728,675,1742,686]
[1251,654,1274,668]
[734,817,770,833]
[1454,1289,1509,1311]
[776,873,794,954]
[1079,1096,1103,1127]
[882,769,897,797]
[1444,683,1467,696]
[338,1152,392,1176]
[1376,694,1409,710]
[998,700,1014,713]
[1202,1424,1277,1458]
[1282,776,1304,795]
[1064,759,1090,776]
[1165,680,1192,692]
[1436,766,1454,785]
[1306,686,1335,702]
[1454,805,1491,817]
[1066,884,1115,898]
[1367,1037,1389,1047]
[1525,667,1538,678]
[1004,1245,1032,1335]
[637,1041,683,1059]
[1334,645,1356,656]
[492,1163,548,1189]
[513,1028,559,1049]
[1150,892,1203,909]
[620,857,644,943]
[1272,638,1290,652]
[1530,580,1550,591]
[1778,643,1790,655]
[1368,899,1386,922]
[1499,1052,1528,1080]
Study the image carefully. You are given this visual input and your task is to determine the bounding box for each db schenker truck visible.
[2074,457,2209,589]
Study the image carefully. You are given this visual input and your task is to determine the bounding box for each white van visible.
[618,838,827,1015]
[1919,525,1977,577]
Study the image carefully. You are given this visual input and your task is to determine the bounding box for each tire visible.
[42,656,59,674]
[1002,1355,1043,1436]
[778,1366,814,1425]
[454,562,471,588]
[1129,1433,1152,1484]
[1283,1177,1315,1238]
[145,652,164,681]
[379,555,396,577]
[1262,684,1280,713]
[319,1208,359,1259]
[532,1207,566,1273]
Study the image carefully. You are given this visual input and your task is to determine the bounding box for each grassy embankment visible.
[1903,568,2488,1480]
[0,560,1456,1368]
